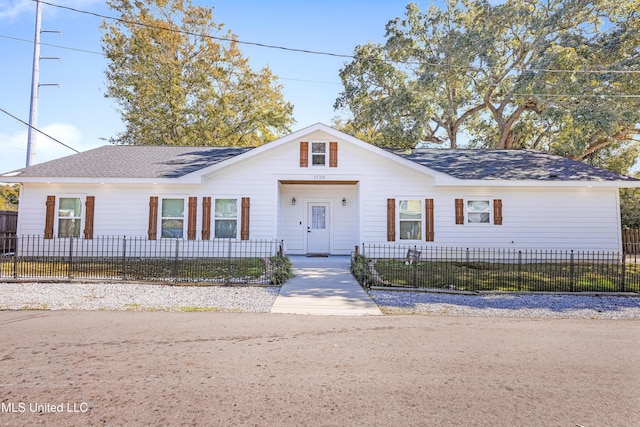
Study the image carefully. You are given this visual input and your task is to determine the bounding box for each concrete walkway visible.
[271,256,382,316]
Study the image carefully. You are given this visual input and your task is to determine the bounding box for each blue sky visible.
[0,0,430,173]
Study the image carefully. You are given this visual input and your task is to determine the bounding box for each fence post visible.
[569,250,575,292]
[68,237,74,279]
[620,252,626,293]
[12,235,18,279]
[121,236,127,280]
[412,245,418,287]
[174,238,180,282]
[517,250,522,291]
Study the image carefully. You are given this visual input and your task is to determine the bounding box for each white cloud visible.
[0,0,103,21]
[0,122,101,174]
[0,0,31,21]
[0,129,29,172]
[36,122,103,162]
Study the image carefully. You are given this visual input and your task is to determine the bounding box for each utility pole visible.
[26,0,42,168]
[26,0,60,168]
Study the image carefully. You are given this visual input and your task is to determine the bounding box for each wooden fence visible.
[0,211,17,253]
[622,229,640,254]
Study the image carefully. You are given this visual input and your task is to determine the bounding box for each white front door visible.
[307,202,330,254]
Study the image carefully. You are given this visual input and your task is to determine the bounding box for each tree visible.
[102,0,294,147]
[335,1,486,149]
[334,0,640,172]
[0,184,19,211]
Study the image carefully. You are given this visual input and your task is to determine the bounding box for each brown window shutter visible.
[241,197,250,240]
[83,196,95,239]
[387,198,396,241]
[187,197,197,240]
[300,141,309,167]
[148,196,158,240]
[425,198,434,241]
[455,199,464,225]
[202,197,211,240]
[493,199,503,225]
[44,195,55,239]
[329,141,338,167]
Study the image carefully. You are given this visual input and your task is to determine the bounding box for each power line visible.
[514,93,640,99]
[0,107,80,154]
[0,33,342,86]
[36,0,640,76]
[0,34,103,55]
[37,0,355,59]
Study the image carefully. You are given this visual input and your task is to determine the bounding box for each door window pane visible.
[311,205,326,229]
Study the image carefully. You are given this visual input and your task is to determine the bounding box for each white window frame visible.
[160,197,186,239]
[397,198,423,241]
[309,140,328,167]
[56,195,84,238]
[213,197,239,239]
[465,198,493,225]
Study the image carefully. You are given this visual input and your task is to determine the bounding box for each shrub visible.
[350,254,376,289]
[269,256,292,286]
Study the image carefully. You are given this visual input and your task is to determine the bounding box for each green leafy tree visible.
[0,184,19,211]
[334,0,640,172]
[102,0,294,146]
[620,186,640,229]
[335,1,486,149]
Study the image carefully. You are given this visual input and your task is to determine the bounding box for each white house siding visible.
[16,183,201,238]
[430,186,622,252]
[10,126,627,254]
[358,153,437,244]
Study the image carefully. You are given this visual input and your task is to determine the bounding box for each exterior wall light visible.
[291,197,296,206]
[342,197,347,206]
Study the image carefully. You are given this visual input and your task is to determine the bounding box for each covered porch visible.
[277,180,360,255]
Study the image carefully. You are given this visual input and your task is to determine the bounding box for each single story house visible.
[2,123,638,255]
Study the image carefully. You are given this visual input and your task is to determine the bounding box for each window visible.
[58,197,82,238]
[466,199,491,224]
[398,199,422,240]
[214,199,238,238]
[161,198,185,238]
[455,198,503,226]
[311,142,326,166]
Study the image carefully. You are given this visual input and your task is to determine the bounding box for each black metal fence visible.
[0,235,287,285]
[352,244,640,293]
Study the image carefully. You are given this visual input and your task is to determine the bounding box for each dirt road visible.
[1,311,638,426]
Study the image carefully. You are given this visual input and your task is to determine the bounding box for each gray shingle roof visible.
[3,144,636,182]
[394,149,638,181]
[5,145,253,178]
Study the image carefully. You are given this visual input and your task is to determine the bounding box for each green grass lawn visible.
[0,256,291,285]
[371,259,640,292]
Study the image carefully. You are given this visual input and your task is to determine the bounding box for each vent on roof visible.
[549,173,559,178]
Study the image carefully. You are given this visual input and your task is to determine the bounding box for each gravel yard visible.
[0,282,281,312]
[1,281,639,318]
[370,289,640,319]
